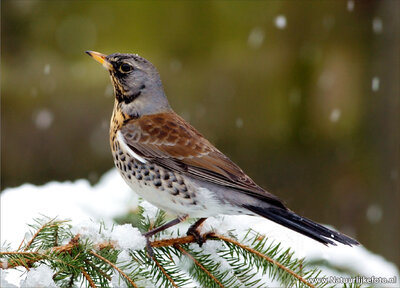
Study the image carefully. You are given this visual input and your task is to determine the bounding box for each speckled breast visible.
[110,137,204,215]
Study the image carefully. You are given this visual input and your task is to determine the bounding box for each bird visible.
[86,50,359,255]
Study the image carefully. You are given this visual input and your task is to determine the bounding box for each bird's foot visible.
[144,236,155,259]
[186,218,208,247]
[187,225,208,247]
[142,215,190,259]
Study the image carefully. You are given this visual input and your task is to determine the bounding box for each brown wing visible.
[120,112,284,206]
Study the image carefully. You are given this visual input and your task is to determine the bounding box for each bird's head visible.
[86,51,171,117]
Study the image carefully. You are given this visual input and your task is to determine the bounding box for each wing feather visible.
[120,112,285,207]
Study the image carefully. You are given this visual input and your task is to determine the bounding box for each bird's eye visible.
[119,63,133,73]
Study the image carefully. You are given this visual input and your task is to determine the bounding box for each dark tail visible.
[244,205,359,246]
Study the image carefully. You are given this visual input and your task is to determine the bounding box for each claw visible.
[187,228,207,246]
[186,218,208,247]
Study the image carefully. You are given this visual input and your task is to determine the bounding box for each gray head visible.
[86,51,171,117]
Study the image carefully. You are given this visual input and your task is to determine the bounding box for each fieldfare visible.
[86,51,359,255]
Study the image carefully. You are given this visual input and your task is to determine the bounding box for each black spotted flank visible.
[154,179,162,187]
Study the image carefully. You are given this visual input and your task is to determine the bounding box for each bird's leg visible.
[143,215,188,257]
[186,218,208,247]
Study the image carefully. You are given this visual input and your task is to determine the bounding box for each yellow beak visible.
[85,51,113,70]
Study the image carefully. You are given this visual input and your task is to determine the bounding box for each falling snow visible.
[235,118,243,128]
[347,0,355,12]
[43,64,51,75]
[372,17,383,34]
[372,76,380,92]
[33,109,54,130]
[247,27,264,49]
[274,15,287,29]
[318,70,335,90]
[366,204,383,224]
[330,109,341,123]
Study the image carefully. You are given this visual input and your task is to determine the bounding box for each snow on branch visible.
[0,214,350,288]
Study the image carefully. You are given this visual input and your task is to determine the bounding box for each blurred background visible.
[2,1,399,267]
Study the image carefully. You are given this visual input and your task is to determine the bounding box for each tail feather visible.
[244,205,359,246]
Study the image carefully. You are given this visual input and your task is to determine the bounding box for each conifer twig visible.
[52,234,80,253]
[81,267,97,288]
[2,233,315,288]
[1,235,80,270]
[90,250,138,288]
[174,244,225,288]
[151,255,179,288]
[1,217,327,288]
[17,238,25,251]
[212,233,316,288]
[24,222,58,251]
[151,235,196,247]
[1,251,43,269]
[85,259,112,281]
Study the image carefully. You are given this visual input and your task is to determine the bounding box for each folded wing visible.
[120,112,286,209]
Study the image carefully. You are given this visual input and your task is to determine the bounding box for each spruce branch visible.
[90,250,138,288]
[151,254,179,288]
[174,244,225,288]
[1,214,363,288]
[213,233,315,288]
[80,267,96,288]
[135,246,192,288]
